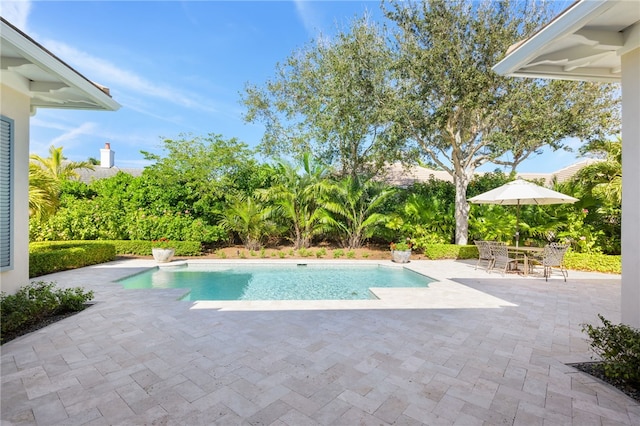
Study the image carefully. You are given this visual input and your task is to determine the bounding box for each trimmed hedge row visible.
[29,241,116,278]
[111,240,202,256]
[423,244,478,260]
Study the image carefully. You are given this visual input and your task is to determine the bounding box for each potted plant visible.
[152,238,175,263]
[390,238,413,263]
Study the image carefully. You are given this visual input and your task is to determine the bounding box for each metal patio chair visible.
[530,243,569,281]
[488,242,518,275]
[474,240,494,271]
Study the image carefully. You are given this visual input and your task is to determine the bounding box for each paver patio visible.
[1,258,637,425]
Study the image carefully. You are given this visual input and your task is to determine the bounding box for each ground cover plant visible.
[1,281,94,344]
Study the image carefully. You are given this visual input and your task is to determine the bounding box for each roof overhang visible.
[493,0,640,83]
[0,17,120,112]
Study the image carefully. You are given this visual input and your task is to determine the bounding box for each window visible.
[0,115,14,271]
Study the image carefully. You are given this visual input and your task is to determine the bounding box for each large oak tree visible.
[384,0,619,244]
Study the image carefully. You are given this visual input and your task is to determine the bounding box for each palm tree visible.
[30,145,94,181]
[574,137,622,206]
[218,194,277,250]
[29,145,94,219]
[28,163,58,219]
[259,153,332,249]
[324,176,395,249]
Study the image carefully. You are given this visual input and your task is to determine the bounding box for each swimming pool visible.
[117,263,434,301]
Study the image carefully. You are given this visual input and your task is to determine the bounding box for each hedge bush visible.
[1,281,94,344]
[112,240,202,256]
[564,252,621,274]
[423,244,478,260]
[29,241,116,278]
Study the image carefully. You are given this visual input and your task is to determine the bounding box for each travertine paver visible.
[1,258,638,425]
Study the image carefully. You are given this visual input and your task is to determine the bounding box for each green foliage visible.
[333,249,344,258]
[323,176,396,248]
[346,250,356,259]
[110,240,202,256]
[29,241,116,277]
[243,16,404,178]
[384,0,619,244]
[582,315,640,387]
[423,244,477,260]
[564,252,621,274]
[218,195,278,250]
[1,281,94,344]
[315,248,327,258]
[297,247,311,257]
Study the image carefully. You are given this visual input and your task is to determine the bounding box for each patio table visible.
[507,246,544,276]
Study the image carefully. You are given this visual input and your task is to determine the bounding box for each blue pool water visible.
[117,264,433,301]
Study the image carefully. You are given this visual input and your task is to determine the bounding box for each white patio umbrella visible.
[468,179,579,247]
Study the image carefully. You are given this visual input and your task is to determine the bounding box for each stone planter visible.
[152,248,175,263]
[391,249,411,263]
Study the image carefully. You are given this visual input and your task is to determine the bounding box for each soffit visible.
[0,18,120,112]
[493,0,640,82]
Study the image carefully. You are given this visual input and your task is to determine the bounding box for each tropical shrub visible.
[582,315,640,387]
[1,281,94,344]
[564,252,621,274]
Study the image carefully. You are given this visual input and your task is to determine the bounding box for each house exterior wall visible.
[0,85,31,294]
[621,47,640,328]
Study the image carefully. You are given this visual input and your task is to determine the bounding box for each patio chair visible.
[488,242,518,275]
[474,240,495,271]
[529,243,569,281]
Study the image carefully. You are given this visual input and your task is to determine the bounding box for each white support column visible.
[621,47,640,328]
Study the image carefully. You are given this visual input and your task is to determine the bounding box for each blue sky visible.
[4,0,591,173]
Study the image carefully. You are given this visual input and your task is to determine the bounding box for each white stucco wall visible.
[621,47,640,328]
[0,84,30,294]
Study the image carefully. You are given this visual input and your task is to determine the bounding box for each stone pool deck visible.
[1,258,637,425]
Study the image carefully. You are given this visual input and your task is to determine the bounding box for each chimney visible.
[100,142,115,168]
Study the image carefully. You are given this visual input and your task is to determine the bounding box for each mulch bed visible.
[568,362,640,403]
[1,304,93,345]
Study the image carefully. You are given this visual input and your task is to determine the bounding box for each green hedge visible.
[565,252,621,274]
[423,244,478,260]
[29,241,116,278]
[111,240,202,256]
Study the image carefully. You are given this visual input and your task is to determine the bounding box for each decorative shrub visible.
[582,315,640,387]
[1,281,94,344]
[29,241,116,277]
[564,252,621,274]
[423,244,477,260]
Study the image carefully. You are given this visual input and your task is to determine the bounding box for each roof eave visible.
[1,17,120,112]
[492,0,615,78]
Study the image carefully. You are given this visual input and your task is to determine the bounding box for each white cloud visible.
[41,39,219,114]
[50,122,98,146]
[1,0,31,31]
[293,0,322,36]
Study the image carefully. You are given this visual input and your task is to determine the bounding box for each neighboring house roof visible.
[493,0,640,82]
[74,166,144,184]
[1,17,120,111]
[384,159,601,188]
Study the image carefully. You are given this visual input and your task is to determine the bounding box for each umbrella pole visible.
[515,201,520,248]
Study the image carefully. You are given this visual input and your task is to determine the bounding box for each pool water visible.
[117,263,433,301]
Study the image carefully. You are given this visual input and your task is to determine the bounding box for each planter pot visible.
[152,248,175,263]
[391,249,411,263]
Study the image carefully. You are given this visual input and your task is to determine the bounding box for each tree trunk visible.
[453,172,471,246]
